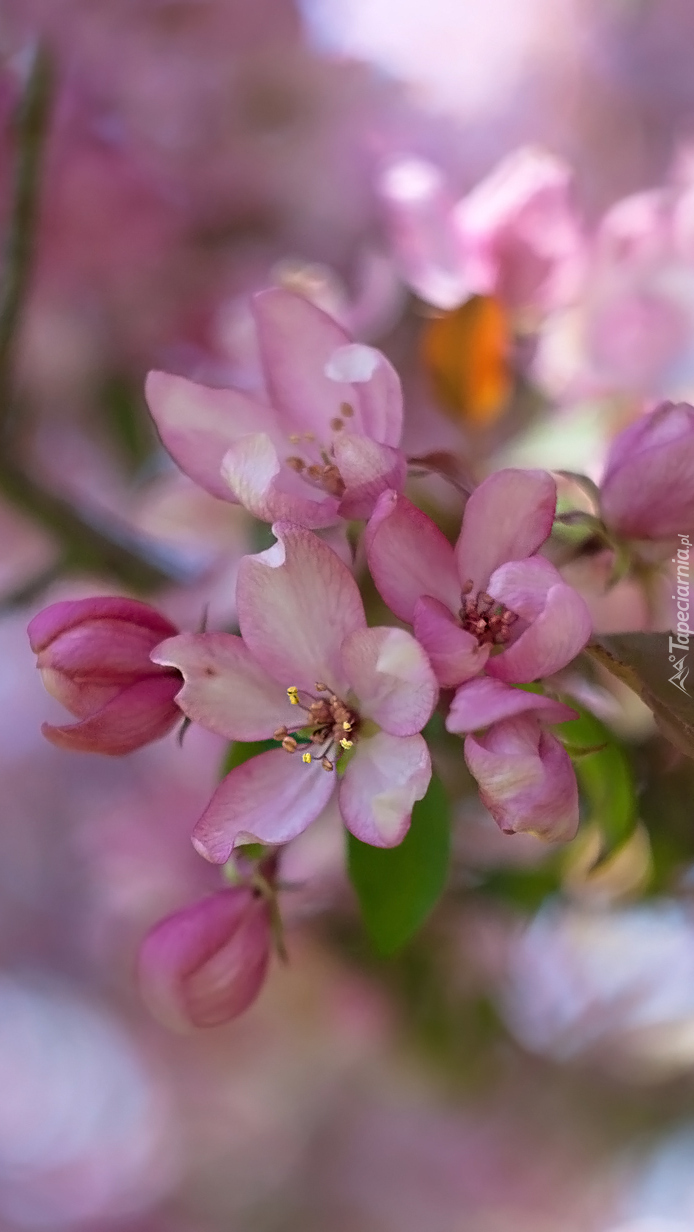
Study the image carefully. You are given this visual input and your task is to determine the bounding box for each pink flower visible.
[145,288,405,528]
[28,597,182,755]
[600,401,694,541]
[455,146,583,316]
[446,676,580,841]
[138,887,272,1031]
[153,524,438,856]
[366,469,592,689]
[378,147,582,316]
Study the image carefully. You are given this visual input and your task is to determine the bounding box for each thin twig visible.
[0,46,182,595]
[0,44,52,428]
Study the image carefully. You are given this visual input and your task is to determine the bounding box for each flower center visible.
[284,402,355,498]
[274,683,360,772]
[459,579,518,647]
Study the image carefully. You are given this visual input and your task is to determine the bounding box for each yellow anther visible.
[302,751,312,764]
[287,686,299,705]
[342,720,352,731]
[340,738,353,750]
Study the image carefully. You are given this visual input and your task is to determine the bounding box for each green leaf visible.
[347,774,451,956]
[220,738,276,778]
[587,633,694,761]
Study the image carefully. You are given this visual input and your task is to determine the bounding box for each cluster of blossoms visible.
[379,142,694,419]
[27,286,694,1030]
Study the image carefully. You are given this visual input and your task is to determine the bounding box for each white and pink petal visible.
[339,731,431,848]
[152,632,297,741]
[221,433,340,528]
[237,522,366,694]
[340,626,438,737]
[145,371,276,503]
[334,435,407,520]
[192,748,336,863]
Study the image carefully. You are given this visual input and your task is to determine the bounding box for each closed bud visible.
[137,887,272,1031]
[600,401,694,541]
[28,597,182,755]
[464,714,579,843]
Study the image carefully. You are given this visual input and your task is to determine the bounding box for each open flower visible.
[153,524,437,857]
[446,676,580,841]
[600,400,694,541]
[366,469,592,689]
[138,887,272,1031]
[28,597,182,755]
[145,288,405,528]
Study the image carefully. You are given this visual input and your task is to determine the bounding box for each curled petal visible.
[486,583,592,683]
[487,555,564,622]
[28,597,176,653]
[145,371,274,502]
[455,469,557,593]
[446,675,578,733]
[339,731,431,848]
[347,349,403,446]
[365,490,459,623]
[152,632,297,741]
[340,626,438,736]
[138,888,271,1031]
[334,435,407,520]
[237,522,365,693]
[413,595,489,688]
[464,716,579,841]
[41,674,181,755]
[221,433,339,529]
[192,747,335,863]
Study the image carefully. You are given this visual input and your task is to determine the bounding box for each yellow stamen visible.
[287,686,299,705]
[340,738,353,750]
[302,751,312,764]
[342,720,352,731]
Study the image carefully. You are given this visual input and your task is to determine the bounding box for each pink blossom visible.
[446,676,580,841]
[138,887,272,1031]
[600,400,694,541]
[145,288,405,528]
[379,147,582,316]
[366,469,592,689]
[378,158,471,310]
[28,597,182,755]
[534,179,694,405]
[153,524,437,856]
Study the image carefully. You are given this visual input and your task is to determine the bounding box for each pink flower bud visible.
[464,714,579,843]
[27,597,182,755]
[600,401,694,540]
[137,888,272,1031]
